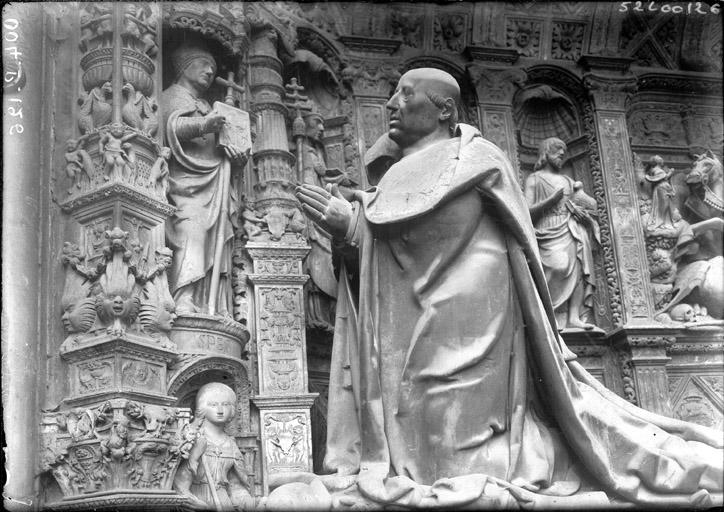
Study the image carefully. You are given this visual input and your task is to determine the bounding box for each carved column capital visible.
[341,58,401,97]
[582,72,638,111]
[466,64,527,106]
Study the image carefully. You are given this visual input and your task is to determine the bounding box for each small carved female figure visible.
[174,382,252,511]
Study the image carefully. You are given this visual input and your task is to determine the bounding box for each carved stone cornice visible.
[467,64,527,105]
[579,55,635,73]
[59,182,176,217]
[636,71,723,97]
[340,35,401,55]
[583,73,638,111]
[628,335,676,349]
[465,46,520,64]
[341,58,401,97]
[252,394,318,409]
[172,313,249,343]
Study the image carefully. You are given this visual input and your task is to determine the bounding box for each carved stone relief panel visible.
[628,110,687,147]
[255,285,307,395]
[505,18,542,58]
[357,101,388,150]
[262,411,312,474]
[551,21,585,61]
[668,373,724,430]
[41,399,191,503]
[597,115,653,320]
[389,8,424,48]
[432,11,468,53]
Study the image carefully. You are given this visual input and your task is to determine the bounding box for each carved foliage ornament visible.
[505,18,541,57]
[60,230,176,347]
[467,65,527,105]
[42,400,191,498]
[341,58,401,97]
[433,13,467,53]
[552,22,585,61]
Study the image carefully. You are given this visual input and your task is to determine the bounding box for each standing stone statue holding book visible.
[161,42,251,316]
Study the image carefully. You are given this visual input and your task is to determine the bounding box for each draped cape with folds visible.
[161,84,238,312]
[322,124,722,508]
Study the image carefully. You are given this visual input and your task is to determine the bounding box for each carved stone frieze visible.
[505,18,541,57]
[341,58,400,97]
[41,399,191,501]
[583,73,638,111]
[467,65,527,105]
[629,111,687,147]
[170,313,249,360]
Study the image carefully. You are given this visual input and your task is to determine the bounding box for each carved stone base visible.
[253,394,318,494]
[170,313,250,360]
[45,490,189,510]
[60,333,178,407]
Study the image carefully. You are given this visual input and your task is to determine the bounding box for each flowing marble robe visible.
[161,84,238,313]
[525,171,595,327]
[175,433,252,510]
[322,124,723,508]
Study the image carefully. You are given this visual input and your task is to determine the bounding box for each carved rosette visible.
[41,398,192,505]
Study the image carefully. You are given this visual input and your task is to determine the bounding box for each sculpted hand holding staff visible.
[294,68,722,509]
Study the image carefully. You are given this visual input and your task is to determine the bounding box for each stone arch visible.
[168,355,252,436]
[401,56,480,128]
[514,64,587,155]
[283,26,347,118]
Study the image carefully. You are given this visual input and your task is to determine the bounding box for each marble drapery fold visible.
[162,84,239,315]
[323,124,723,508]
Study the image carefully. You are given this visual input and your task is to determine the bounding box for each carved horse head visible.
[685,151,723,220]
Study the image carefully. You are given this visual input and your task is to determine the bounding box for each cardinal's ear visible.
[439,98,455,122]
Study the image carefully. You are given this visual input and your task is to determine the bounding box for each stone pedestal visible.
[247,243,318,492]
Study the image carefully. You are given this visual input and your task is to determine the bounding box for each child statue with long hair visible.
[174,382,253,510]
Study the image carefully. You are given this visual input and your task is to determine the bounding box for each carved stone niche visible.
[40,398,192,508]
[167,355,260,496]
